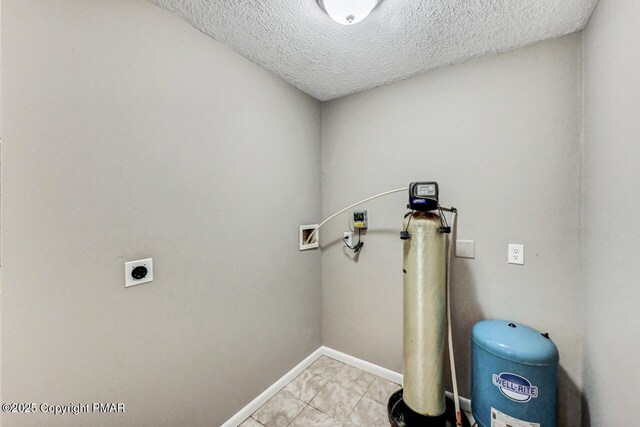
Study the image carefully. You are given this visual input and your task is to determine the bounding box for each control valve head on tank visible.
[409,182,439,212]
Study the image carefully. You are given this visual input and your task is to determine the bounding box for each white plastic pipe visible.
[445,209,463,425]
[305,187,408,244]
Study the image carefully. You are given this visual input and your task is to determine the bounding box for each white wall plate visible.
[124,258,153,287]
[299,224,319,251]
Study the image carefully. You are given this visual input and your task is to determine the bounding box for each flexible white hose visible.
[445,209,462,425]
[305,187,408,244]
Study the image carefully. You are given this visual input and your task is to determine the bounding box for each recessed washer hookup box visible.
[472,320,559,427]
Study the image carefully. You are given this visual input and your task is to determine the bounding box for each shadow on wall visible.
[581,389,591,427]
[445,259,483,398]
[558,365,584,427]
[321,228,393,259]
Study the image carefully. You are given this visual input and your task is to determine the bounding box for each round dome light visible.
[318,0,381,25]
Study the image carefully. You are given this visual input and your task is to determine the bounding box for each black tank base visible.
[387,389,471,427]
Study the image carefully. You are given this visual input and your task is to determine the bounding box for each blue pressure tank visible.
[471,320,559,427]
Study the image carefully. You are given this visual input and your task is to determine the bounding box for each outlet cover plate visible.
[456,240,475,259]
[343,232,353,247]
[125,258,153,287]
[508,244,524,265]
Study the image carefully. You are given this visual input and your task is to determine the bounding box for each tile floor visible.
[240,356,401,427]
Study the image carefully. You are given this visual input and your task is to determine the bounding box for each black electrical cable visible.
[404,212,414,232]
[437,203,448,228]
[344,228,364,253]
[400,211,414,240]
[437,202,451,233]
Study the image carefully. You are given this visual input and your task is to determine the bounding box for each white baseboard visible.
[220,347,324,427]
[319,346,403,385]
[320,347,471,414]
[221,346,472,426]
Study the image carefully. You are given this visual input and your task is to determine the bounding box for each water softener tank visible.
[403,212,446,418]
[471,320,559,427]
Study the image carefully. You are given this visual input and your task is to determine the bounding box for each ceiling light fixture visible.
[317,0,381,25]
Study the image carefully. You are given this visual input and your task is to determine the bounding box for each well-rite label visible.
[492,372,539,403]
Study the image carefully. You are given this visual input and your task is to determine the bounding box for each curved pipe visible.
[305,187,408,244]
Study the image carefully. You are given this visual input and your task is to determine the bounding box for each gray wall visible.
[321,34,584,425]
[582,0,640,424]
[1,1,321,426]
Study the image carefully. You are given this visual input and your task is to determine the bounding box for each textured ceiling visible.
[149,0,597,101]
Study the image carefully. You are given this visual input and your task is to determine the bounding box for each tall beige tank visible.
[402,212,447,416]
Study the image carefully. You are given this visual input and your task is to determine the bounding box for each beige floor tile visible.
[306,356,345,380]
[252,389,305,427]
[284,370,329,403]
[332,364,376,395]
[240,417,264,427]
[310,381,362,422]
[344,396,389,427]
[289,405,342,427]
[364,377,401,405]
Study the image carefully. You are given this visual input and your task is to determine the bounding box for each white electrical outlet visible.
[125,258,153,287]
[508,244,524,265]
[343,232,353,247]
